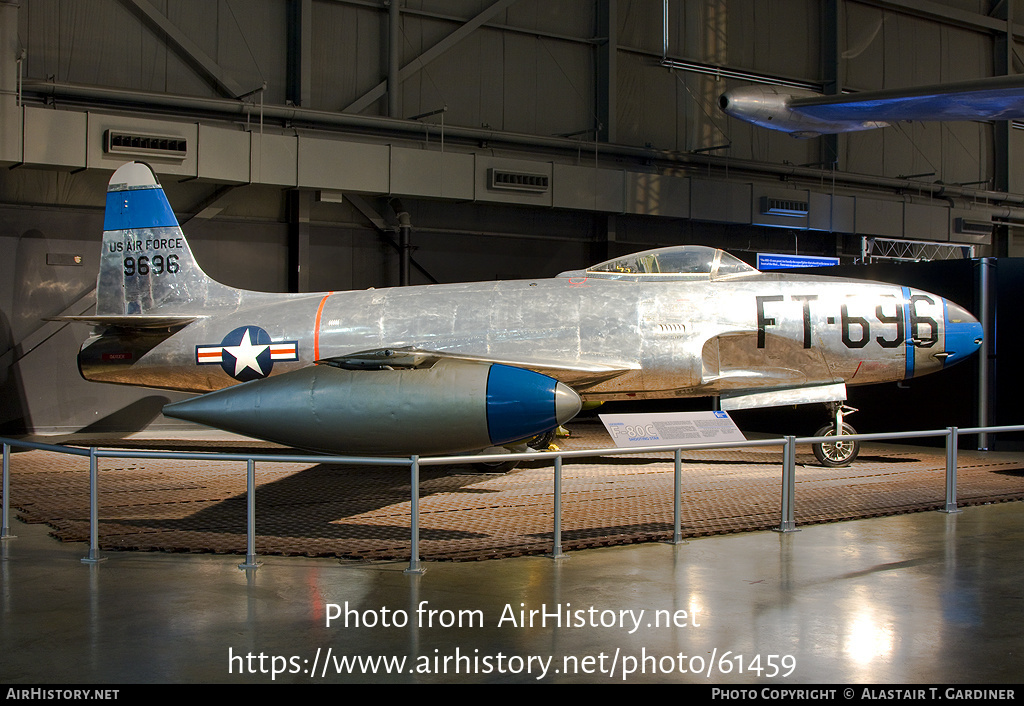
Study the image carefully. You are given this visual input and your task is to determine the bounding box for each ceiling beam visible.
[119,0,247,99]
[344,0,519,114]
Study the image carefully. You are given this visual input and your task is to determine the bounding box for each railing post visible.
[239,458,261,569]
[81,448,105,564]
[672,447,686,544]
[1,442,13,540]
[405,456,425,574]
[551,455,566,559]
[942,427,961,514]
[776,436,799,533]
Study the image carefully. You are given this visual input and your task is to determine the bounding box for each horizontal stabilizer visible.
[49,315,200,329]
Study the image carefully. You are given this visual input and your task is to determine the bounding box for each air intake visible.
[761,196,809,217]
[955,217,992,235]
[105,130,188,160]
[488,168,549,193]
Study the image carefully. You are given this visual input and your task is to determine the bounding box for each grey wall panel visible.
[624,173,689,218]
[310,2,381,112]
[197,124,251,184]
[21,0,278,101]
[1010,128,1024,195]
[298,138,389,193]
[842,3,886,90]
[501,34,541,135]
[843,129,886,176]
[250,133,297,187]
[204,0,287,103]
[390,148,475,200]
[940,22,991,83]
[552,164,625,212]
[504,0,594,39]
[691,178,749,223]
[882,11,943,89]
[727,0,821,79]
[617,52,678,151]
[181,218,289,292]
[855,198,903,237]
[23,107,87,169]
[412,230,591,282]
[619,0,664,55]
[941,122,992,187]
[904,202,951,242]
[308,224,390,292]
[808,192,855,233]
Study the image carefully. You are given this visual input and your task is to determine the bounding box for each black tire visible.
[813,422,860,467]
[527,429,556,451]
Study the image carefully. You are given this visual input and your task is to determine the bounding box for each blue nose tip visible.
[942,300,983,368]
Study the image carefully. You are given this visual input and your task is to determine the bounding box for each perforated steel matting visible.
[6,421,1024,561]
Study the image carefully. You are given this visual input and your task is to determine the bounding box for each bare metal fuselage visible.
[80,272,959,403]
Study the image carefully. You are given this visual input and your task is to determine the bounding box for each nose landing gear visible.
[812,403,860,467]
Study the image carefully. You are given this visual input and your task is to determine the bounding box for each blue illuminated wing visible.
[790,74,1024,123]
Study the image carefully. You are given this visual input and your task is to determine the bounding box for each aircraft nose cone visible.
[942,300,983,367]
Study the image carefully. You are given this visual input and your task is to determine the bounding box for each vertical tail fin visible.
[98,162,236,315]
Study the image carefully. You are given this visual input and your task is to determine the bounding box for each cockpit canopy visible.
[576,246,758,281]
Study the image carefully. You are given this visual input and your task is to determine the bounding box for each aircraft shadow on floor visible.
[110,463,496,541]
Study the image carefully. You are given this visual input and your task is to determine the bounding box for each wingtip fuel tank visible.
[163,359,581,456]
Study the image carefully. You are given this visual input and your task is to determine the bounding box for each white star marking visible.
[223,328,270,377]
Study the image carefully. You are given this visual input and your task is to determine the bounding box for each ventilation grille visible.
[488,168,549,193]
[955,217,992,235]
[105,130,188,159]
[761,196,808,217]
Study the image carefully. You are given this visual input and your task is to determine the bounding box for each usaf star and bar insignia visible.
[196,326,299,382]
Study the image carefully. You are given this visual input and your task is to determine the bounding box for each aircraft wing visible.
[790,74,1024,123]
[319,346,639,391]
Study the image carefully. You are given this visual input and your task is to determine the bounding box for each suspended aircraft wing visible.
[718,73,1024,136]
[791,74,1024,123]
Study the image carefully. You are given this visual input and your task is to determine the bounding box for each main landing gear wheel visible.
[472,429,558,473]
[812,422,859,467]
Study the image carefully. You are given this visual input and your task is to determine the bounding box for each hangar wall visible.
[0,0,1021,435]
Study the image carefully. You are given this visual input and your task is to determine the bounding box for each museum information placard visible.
[599,411,745,448]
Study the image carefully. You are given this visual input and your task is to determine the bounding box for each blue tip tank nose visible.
[942,300,983,368]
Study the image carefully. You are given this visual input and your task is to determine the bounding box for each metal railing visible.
[2,424,1023,573]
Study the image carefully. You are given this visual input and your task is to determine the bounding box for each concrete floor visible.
[2,501,1022,684]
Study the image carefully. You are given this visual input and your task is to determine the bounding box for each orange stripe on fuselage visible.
[314,292,335,361]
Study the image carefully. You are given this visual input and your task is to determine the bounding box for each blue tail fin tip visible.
[103,162,179,232]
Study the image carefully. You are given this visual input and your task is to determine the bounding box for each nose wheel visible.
[812,404,860,467]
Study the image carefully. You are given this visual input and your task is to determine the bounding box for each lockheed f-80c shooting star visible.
[56,162,982,466]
